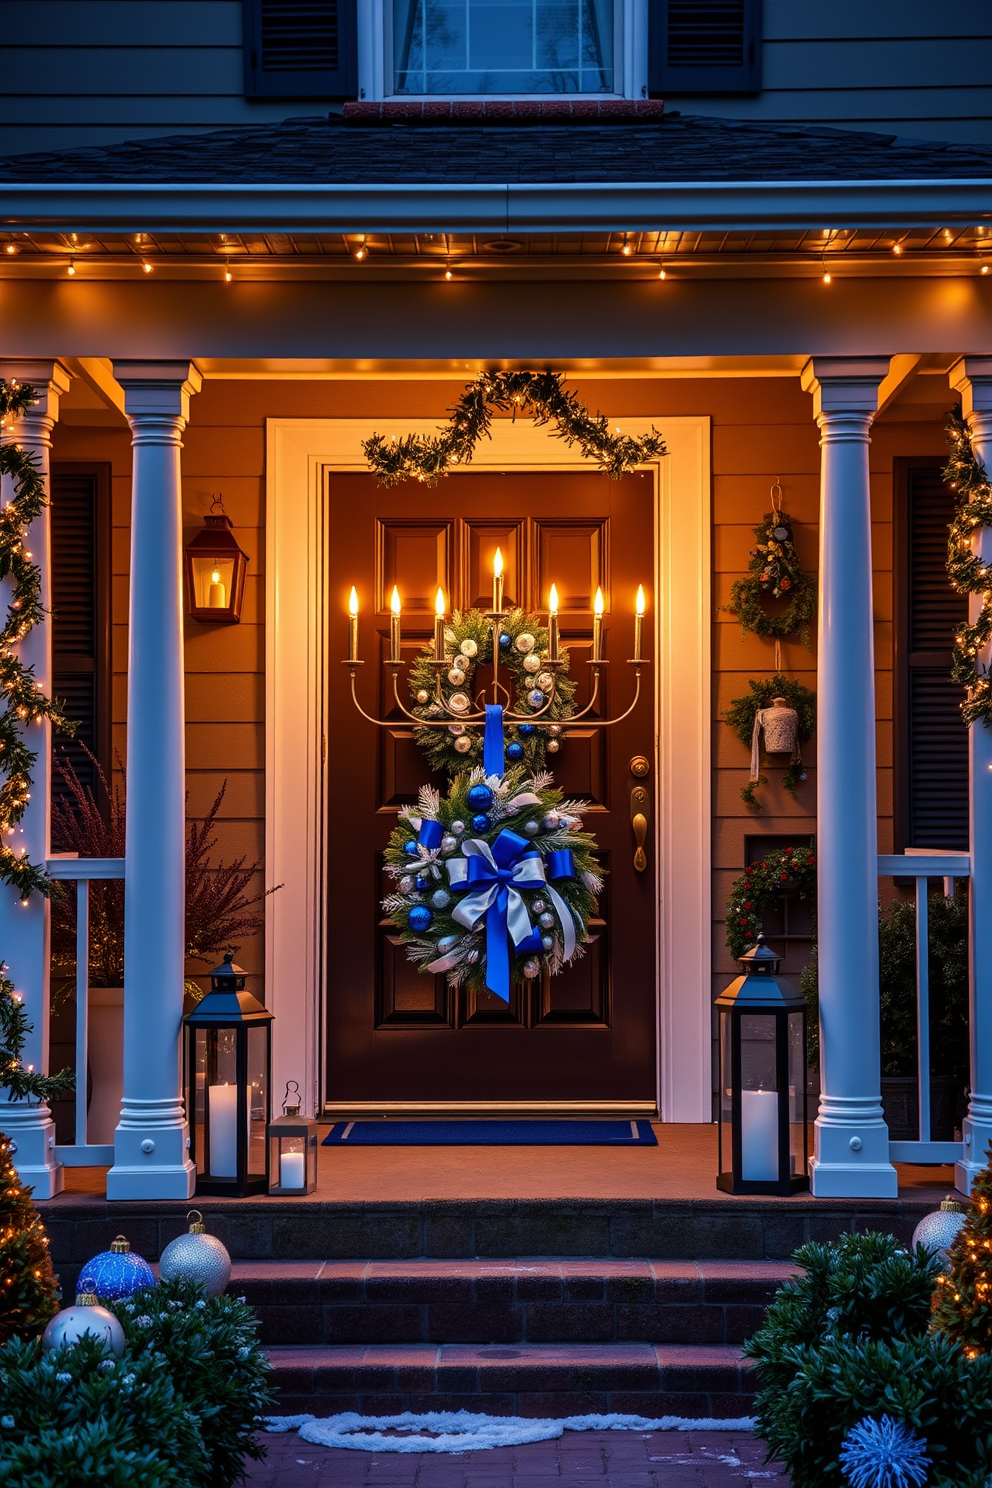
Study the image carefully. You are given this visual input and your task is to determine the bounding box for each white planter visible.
[87,987,123,1145]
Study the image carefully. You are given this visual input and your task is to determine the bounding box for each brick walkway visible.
[245,1427,789,1485]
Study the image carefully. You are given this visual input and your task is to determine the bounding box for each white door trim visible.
[266,413,711,1122]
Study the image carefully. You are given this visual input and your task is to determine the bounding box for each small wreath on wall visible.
[723,485,816,647]
[725,844,816,961]
[408,607,578,777]
[944,406,992,728]
[722,674,817,809]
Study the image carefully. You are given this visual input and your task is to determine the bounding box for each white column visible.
[949,358,992,1192]
[0,360,71,1198]
[801,357,898,1198]
[107,361,200,1200]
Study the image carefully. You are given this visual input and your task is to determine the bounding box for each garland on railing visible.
[725,844,816,960]
[944,406,992,728]
[362,371,667,486]
[0,380,74,899]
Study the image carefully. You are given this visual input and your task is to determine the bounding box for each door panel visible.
[326,468,657,1108]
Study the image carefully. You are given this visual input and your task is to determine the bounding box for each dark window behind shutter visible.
[50,465,111,811]
[243,0,357,98]
[895,461,969,852]
[649,0,761,94]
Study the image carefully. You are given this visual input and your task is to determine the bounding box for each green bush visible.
[0,1279,273,1488]
[744,1231,992,1488]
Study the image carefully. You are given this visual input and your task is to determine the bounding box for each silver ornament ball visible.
[448,693,471,714]
[528,689,545,708]
[416,689,430,704]
[542,935,554,951]
[547,725,561,737]
[43,1289,125,1356]
[399,875,415,893]
[451,821,466,835]
[454,736,472,754]
[432,889,452,909]
[537,673,554,691]
[159,1212,232,1298]
[522,958,541,979]
[531,899,546,913]
[539,912,555,929]
[912,1198,966,1265]
[547,739,560,753]
[542,812,560,831]
[523,820,541,837]
[515,633,535,654]
[459,638,478,658]
[441,835,458,854]
[523,654,542,674]
[448,667,466,686]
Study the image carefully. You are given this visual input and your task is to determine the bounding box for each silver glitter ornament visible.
[448,667,466,685]
[441,835,458,854]
[43,1282,125,1356]
[532,899,546,913]
[459,638,478,658]
[159,1211,232,1298]
[448,693,471,714]
[523,820,540,836]
[451,820,466,835]
[515,633,535,654]
[542,812,560,830]
[547,725,561,737]
[542,935,554,951]
[399,876,415,893]
[522,654,542,674]
[547,739,560,753]
[522,958,541,979]
[416,689,430,705]
[454,736,472,753]
[432,889,452,909]
[911,1197,966,1264]
[539,912,555,929]
[537,672,554,691]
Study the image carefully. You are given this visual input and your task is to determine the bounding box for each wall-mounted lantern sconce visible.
[185,494,248,624]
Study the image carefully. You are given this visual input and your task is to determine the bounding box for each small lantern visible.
[184,494,248,624]
[716,934,809,1196]
[268,1080,319,1195]
[183,952,272,1196]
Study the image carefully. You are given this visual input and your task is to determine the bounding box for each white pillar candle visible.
[280,1150,306,1189]
[208,569,227,608]
[208,1083,238,1178]
[741,1089,780,1182]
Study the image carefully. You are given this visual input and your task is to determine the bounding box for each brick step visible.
[267,1341,756,1419]
[232,1258,793,1347]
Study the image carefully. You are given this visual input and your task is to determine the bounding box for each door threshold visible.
[321,1101,659,1119]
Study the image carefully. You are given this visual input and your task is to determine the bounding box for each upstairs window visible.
[393,0,615,95]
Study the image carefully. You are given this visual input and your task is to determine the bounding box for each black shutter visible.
[649,0,761,94]
[243,0,358,98]
[894,462,969,852]
[50,465,111,811]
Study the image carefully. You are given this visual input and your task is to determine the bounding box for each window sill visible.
[344,99,663,123]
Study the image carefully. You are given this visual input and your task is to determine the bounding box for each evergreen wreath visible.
[722,674,816,808]
[723,503,816,647]
[725,843,816,960]
[383,766,602,997]
[409,607,577,777]
[944,406,992,728]
[0,380,75,899]
[363,370,667,486]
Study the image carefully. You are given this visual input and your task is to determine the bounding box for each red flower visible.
[809,856,816,865]
[780,577,792,591]
[744,901,753,909]
[780,872,789,881]
[740,917,748,925]
[784,847,793,856]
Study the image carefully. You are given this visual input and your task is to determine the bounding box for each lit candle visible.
[492,547,504,614]
[592,587,604,662]
[434,586,446,660]
[634,585,645,662]
[390,584,402,663]
[208,567,227,608]
[348,586,359,662]
[208,1082,238,1178]
[741,1089,780,1182]
[548,583,559,663]
[280,1148,306,1189]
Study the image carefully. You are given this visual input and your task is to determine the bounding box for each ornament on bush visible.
[912,1196,965,1265]
[158,1210,232,1298]
[81,1235,155,1300]
[42,1276,126,1356]
[838,1415,930,1488]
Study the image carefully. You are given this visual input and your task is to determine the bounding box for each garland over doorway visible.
[362,370,666,486]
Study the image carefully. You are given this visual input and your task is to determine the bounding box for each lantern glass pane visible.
[718,1007,734,1174]
[205,1028,239,1181]
[788,1009,807,1180]
[193,1027,208,1177]
[277,1135,306,1189]
[191,554,236,611]
[739,1012,779,1183]
[247,1026,268,1176]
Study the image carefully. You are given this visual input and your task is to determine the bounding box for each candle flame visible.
[493,547,503,578]
[636,585,645,615]
[435,586,446,617]
[348,586,359,616]
[549,583,559,615]
[390,585,401,616]
[211,569,221,585]
[594,587,604,616]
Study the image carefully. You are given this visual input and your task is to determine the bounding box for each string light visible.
[444,264,453,281]
[224,259,232,283]
[67,259,75,277]
[142,261,152,274]
[658,265,667,280]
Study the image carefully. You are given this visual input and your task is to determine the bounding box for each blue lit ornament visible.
[528,689,545,708]
[416,873,430,889]
[471,814,490,833]
[506,741,524,761]
[81,1235,155,1300]
[517,723,534,736]
[466,784,494,811]
[498,632,511,649]
[408,905,433,933]
[404,841,418,856]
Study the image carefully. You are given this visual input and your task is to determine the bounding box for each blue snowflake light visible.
[839,1416,930,1488]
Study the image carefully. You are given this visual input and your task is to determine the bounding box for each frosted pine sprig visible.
[838,1416,930,1488]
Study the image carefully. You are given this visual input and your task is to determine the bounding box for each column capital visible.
[949,357,992,418]
[800,357,891,419]
[112,361,202,423]
[0,359,72,428]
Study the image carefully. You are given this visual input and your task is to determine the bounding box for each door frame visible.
[266,412,712,1122]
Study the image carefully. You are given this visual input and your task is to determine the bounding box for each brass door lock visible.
[631,785,650,872]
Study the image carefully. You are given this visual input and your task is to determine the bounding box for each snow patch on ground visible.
[265,1410,758,1453]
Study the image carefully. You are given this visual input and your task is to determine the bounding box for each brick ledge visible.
[341,99,665,125]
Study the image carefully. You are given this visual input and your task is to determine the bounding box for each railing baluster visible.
[915,875,931,1144]
[74,880,89,1149]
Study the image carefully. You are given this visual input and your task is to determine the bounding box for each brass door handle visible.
[630,785,650,873]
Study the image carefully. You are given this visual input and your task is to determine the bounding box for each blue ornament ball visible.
[416,873,430,889]
[404,841,418,856]
[466,784,494,811]
[471,814,490,833]
[81,1236,155,1300]
[518,723,534,736]
[528,689,545,708]
[498,632,512,649]
[408,905,433,933]
[506,741,524,761]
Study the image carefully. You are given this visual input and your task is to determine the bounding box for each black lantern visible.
[267,1081,319,1195]
[184,494,248,624]
[716,934,809,1196]
[184,953,272,1196]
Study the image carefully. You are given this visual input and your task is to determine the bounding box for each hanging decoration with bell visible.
[80,1234,155,1301]
[158,1210,232,1297]
[42,1276,126,1355]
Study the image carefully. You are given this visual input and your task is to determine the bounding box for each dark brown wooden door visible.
[326,469,657,1108]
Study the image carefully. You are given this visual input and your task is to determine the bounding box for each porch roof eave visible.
[2,176,991,237]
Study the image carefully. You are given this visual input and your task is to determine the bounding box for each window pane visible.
[393,0,614,94]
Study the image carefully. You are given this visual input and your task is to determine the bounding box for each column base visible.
[809,1156,899,1199]
[106,1161,195,1201]
[4,1104,64,1198]
[108,1101,195,1200]
[954,1112,992,1195]
[810,1102,898,1198]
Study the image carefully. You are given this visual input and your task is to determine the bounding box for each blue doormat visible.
[322,1119,657,1146]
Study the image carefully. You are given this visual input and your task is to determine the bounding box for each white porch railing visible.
[47,855,126,1168]
[877,851,971,1168]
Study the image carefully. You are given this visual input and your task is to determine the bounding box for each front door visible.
[326,469,657,1110]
